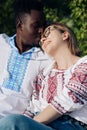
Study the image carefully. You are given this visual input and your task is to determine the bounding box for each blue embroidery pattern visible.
[2,49,34,92]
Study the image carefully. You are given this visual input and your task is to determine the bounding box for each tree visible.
[0,0,15,35]
[69,0,87,56]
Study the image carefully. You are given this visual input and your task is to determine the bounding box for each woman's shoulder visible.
[72,55,87,73]
[74,55,87,66]
[80,55,87,62]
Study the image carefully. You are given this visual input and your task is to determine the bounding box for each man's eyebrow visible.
[32,21,41,24]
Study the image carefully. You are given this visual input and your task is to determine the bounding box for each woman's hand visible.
[33,104,61,124]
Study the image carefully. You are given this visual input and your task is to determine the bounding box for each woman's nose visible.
[40,37,46,46]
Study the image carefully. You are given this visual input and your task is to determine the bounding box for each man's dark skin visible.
[15,10,45,53]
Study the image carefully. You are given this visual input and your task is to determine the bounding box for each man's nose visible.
[38,28,43,35]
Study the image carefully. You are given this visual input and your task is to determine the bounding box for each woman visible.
[0,22,87,130]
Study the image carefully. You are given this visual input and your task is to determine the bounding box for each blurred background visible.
[0,0,87,55]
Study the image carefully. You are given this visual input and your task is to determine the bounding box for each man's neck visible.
[14,36,33,54]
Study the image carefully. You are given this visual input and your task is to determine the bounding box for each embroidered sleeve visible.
[67,63,87,103]
[51,63,87,115]
[33,69,44,99]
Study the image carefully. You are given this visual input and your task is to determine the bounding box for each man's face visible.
[20,10,45,47]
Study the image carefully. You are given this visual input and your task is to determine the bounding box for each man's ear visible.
[62,31,69,40]
[16,21,23,30]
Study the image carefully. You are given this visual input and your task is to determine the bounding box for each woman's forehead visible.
[44,24,61,32]
[45,25,53,30]
[43,25,54,34]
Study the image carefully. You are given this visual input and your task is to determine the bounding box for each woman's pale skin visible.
[33,25,80,124]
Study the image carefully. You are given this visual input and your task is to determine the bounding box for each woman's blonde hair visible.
[51,22,81,56]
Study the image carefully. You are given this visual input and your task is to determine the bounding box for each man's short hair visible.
[13,0,45,26]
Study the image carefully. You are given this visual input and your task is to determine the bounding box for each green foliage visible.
[43,0,71,24]
[0,0,15,35]
[69,0,87,55]
[44,7,59,24]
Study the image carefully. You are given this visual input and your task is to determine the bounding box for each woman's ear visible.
[62,31,69,40]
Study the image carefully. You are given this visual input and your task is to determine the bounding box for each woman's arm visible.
[33,104,61,124]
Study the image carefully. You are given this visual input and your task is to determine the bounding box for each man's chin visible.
[34,39,40,47]
[33,43,40,47]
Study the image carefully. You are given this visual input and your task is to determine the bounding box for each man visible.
[0,0,52,118]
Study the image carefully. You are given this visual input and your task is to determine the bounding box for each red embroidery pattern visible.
[32,59,87,115]
[33,69,45,99]
[67,63,87,103]
[47,75,57,103]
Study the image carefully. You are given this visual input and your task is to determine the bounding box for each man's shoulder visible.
[0,33,11,49]
[72,55,87,74]
[0,33,9,44]
[0,33,9,39]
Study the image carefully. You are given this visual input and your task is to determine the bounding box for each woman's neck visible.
[54,49,80,70]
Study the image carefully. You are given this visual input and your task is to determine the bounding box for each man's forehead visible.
[24,10,45,25]
[30,10,44,19]
[29,11,45,25]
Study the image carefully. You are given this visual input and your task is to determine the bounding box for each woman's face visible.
[40,25,64,57]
